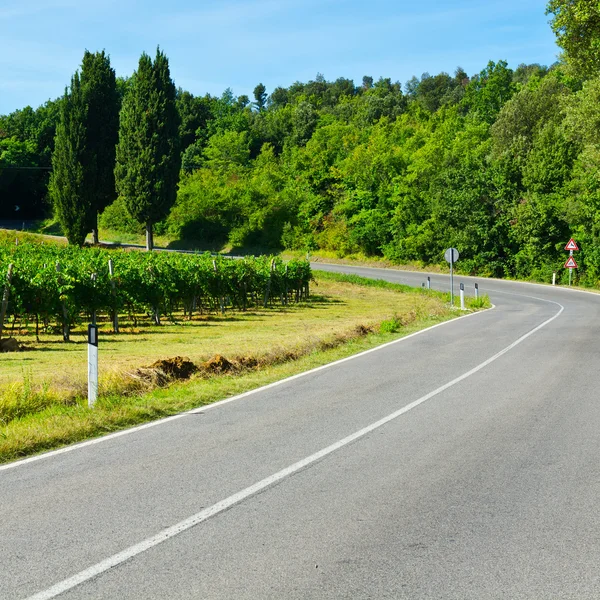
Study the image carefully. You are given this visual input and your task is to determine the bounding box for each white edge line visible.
[24,299,563,600]
[0,304,493,473]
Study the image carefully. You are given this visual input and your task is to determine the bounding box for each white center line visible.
[24,300,564,600]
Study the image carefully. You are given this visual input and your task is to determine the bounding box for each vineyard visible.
[0,241,312,340]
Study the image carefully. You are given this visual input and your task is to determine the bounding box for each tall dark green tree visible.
[49,73,88,246]
[80,50,119,244]
[115,49,181,250]
[253,83,267,111]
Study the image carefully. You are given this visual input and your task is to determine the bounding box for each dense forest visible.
[2,1,600,283]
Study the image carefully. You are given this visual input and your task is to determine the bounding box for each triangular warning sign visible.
[565,238,579,251]
[565,256,578,269]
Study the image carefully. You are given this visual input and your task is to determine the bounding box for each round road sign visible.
[444,248,459,264]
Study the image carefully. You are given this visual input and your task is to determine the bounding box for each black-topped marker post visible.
[444,248,459,306]
[88,324,98,408]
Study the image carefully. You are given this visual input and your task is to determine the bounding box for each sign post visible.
[444,248,459,306]
[88,324,98,408]
[564,239,579,286]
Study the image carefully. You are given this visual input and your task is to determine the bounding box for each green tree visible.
[253,83,267,111]
[463,60,516,124]
[291,101,318,146]
[204,130,250,170]
[115,49,181,251]
[80,50,119,244]
[176,89,212,152]
[0,99,61,218]
[547,0,600,78]
[0,138,43,219]
[49,73,88,246]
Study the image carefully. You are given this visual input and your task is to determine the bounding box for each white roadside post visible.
[88,324,99,408]
[552,272,556,286]
[475,283,479,299]
[459,283,465,310]
[444,248,459,306]
[427,276,431,290]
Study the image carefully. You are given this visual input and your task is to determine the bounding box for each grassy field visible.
[0,270,489,463]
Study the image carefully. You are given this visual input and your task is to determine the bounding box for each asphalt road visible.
[2,265,600,599]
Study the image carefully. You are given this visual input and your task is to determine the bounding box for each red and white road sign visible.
[565,256,578,269]
[565,238,579,251]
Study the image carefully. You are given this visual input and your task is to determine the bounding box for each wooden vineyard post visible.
[213,260,224,314]
[263,259,275,308]
[0,264,14,340]
[90,273,98,324]
[56,262,70,341]
[108,260,119,333]
[148,266,160,325]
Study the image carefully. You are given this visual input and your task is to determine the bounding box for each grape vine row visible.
[0,241,312,338]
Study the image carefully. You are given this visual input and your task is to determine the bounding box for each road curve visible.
[2,266,600,599]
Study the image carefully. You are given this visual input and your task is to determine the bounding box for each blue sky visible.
[0,0,559,115]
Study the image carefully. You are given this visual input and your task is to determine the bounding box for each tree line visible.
[2,1,600,282]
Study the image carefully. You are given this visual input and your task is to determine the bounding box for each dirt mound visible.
[203,354,235,374]
[148,356,198,380]
[354,324,374,336]
[131,356,198,386]
[0,338,21,353]
[236,355,259,369]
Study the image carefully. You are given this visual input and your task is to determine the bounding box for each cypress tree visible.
[49,73,88,246]
[115,48,181,251]
[80,50,119,244]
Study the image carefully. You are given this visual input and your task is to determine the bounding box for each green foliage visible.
[47,51,118,246]
[204,130,250,170]
[253,83,267,111]
[99,195,146,235]
[547,0,600,79]
[0,240,312,331]
[10,24,600,287]
[176,89,212,152]
[80,50,120,238]
[114,49,181,249]
[379,315,402,333]
[0,99,60,219]
[49,72,88,246]
[0,138,45,218]
[462,60,516,124]
[292,101,318,146]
